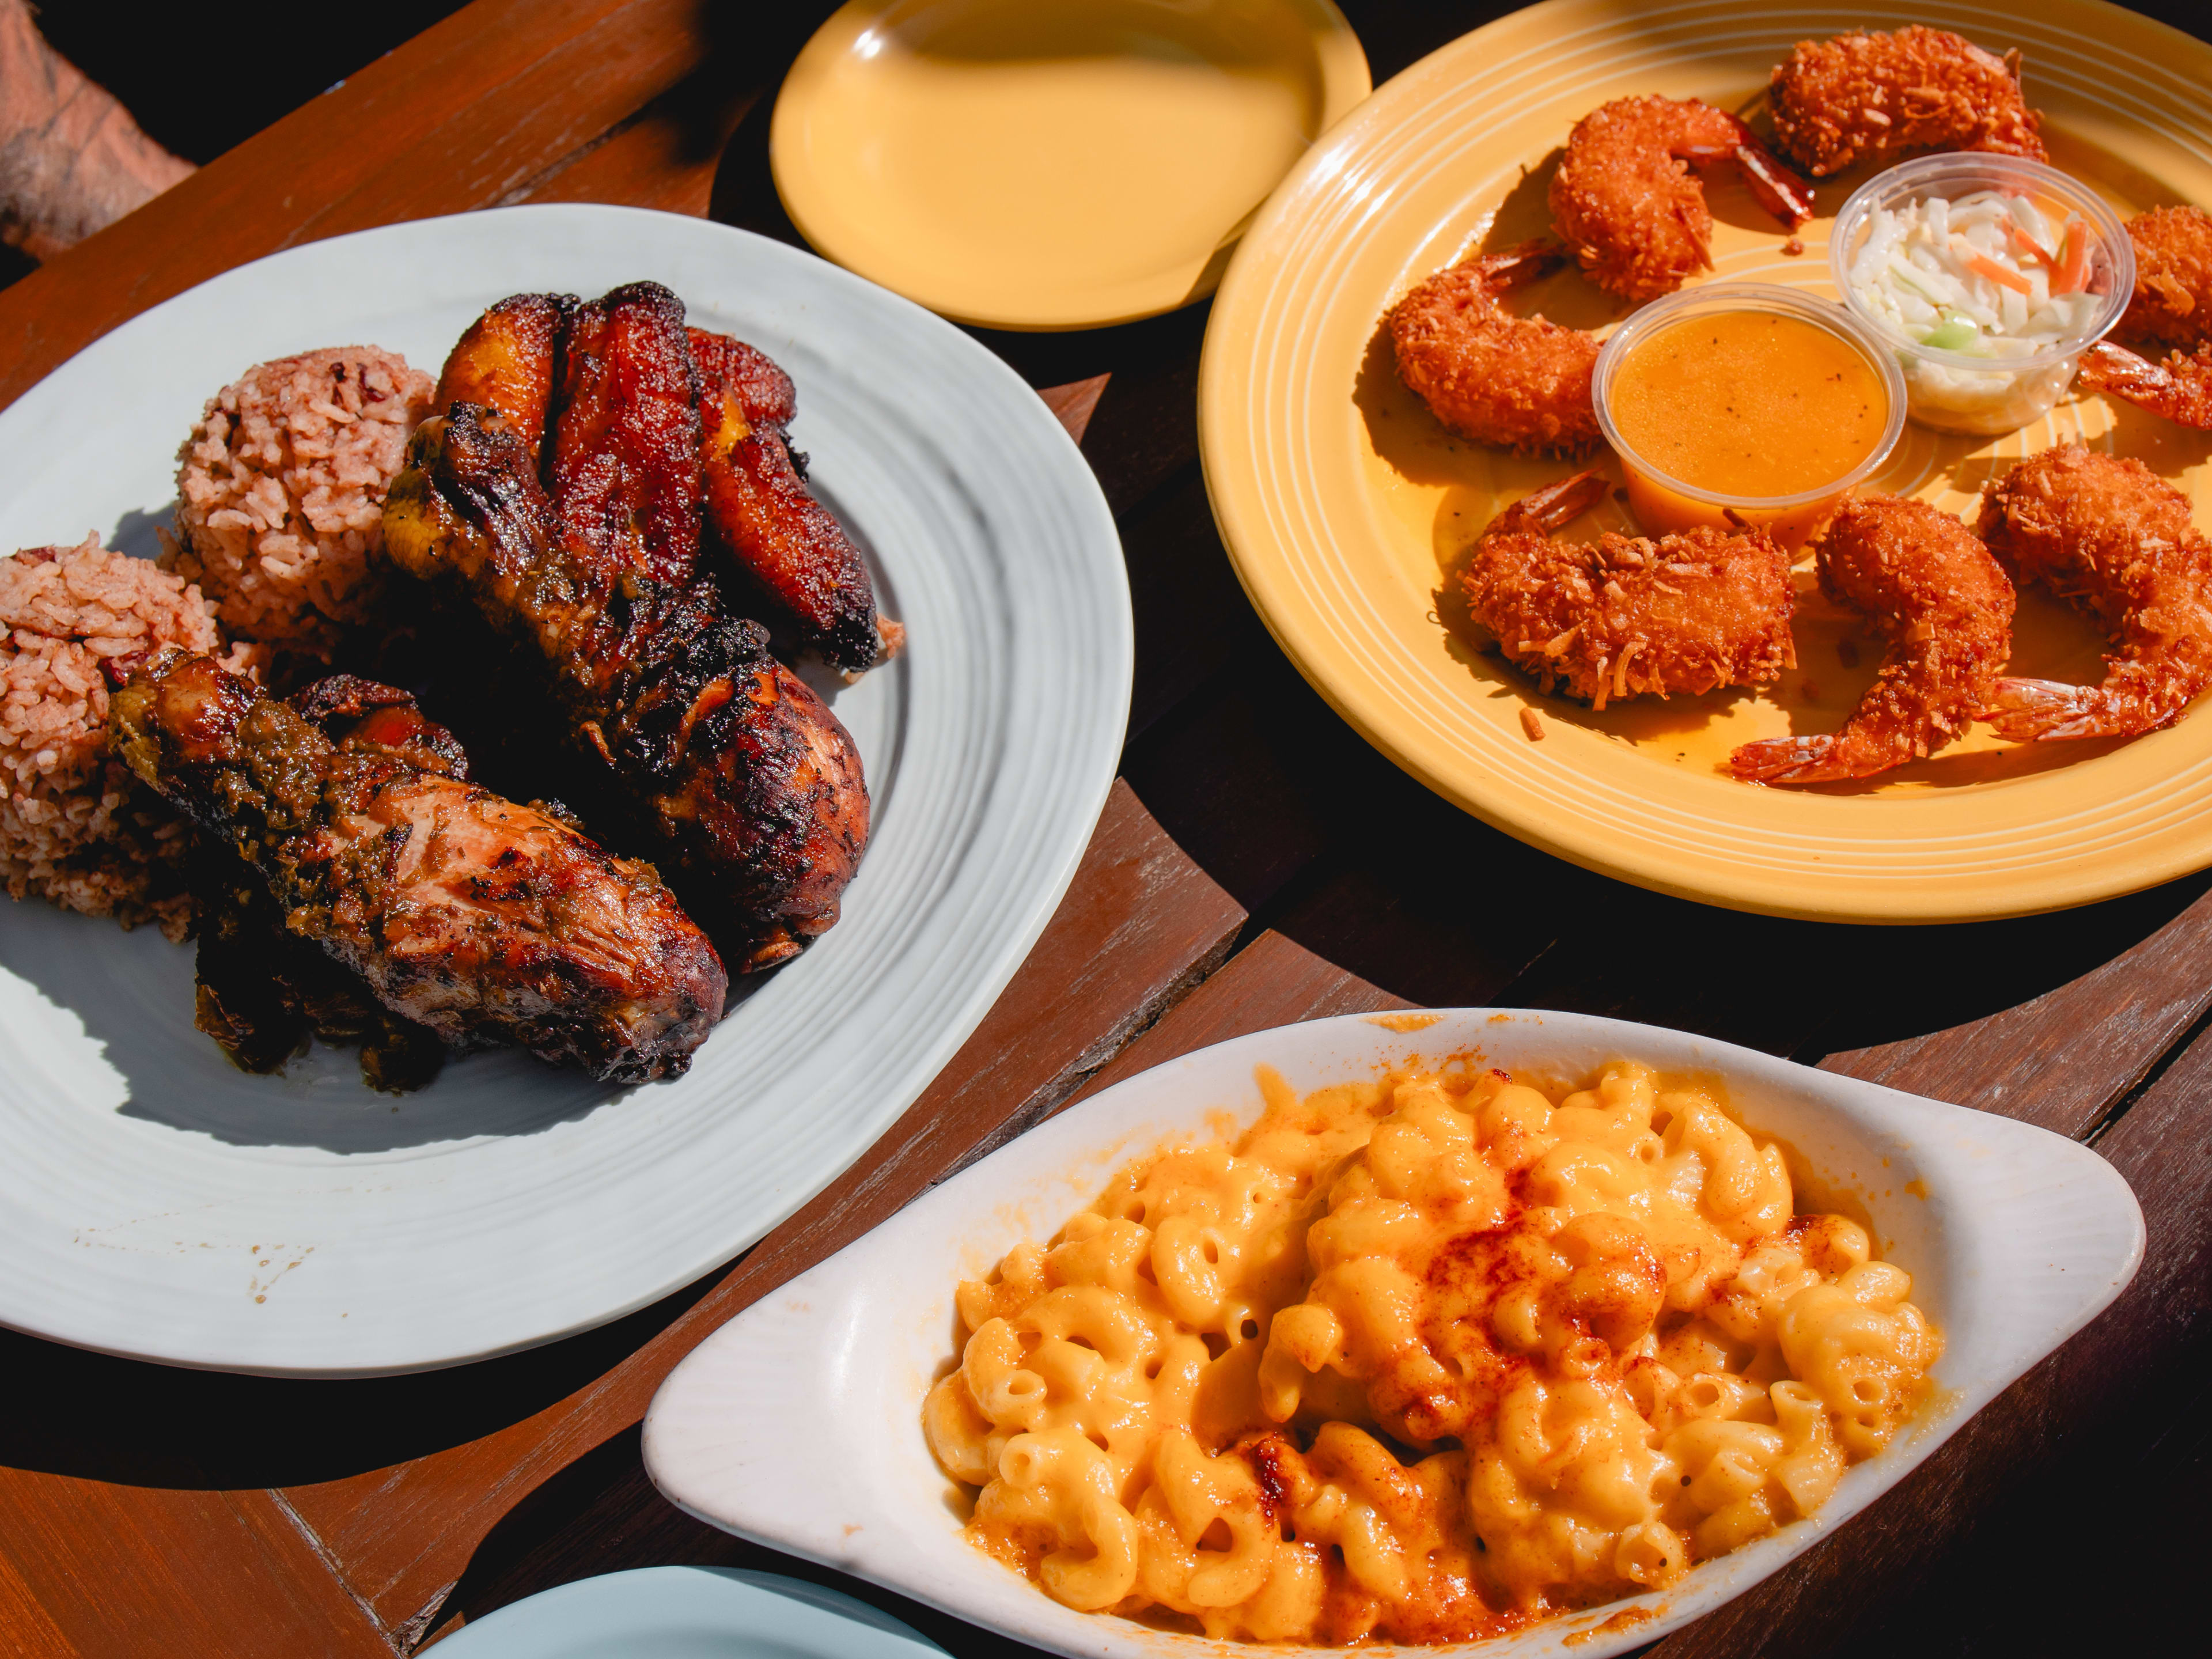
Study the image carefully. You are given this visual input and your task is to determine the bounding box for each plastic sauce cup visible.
[1828,154,2133,437]
[1592,282,1907,548]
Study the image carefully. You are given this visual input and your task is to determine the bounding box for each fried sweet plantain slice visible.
[692,327,888,673]
[435,293,571,461]
[551,282,707,585]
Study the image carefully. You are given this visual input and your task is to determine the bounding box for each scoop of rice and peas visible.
[1,344,430,938]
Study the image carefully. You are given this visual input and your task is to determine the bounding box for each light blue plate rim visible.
[426,1566,949,1656]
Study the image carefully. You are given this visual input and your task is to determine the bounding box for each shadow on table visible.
[1114,603,2212,1065]
[422,1423,1055,1658]
[0,1247,734,1491]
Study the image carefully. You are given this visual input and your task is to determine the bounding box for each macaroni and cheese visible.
[924,1060,1941,1645]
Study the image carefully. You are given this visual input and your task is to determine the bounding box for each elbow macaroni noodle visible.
[924,1061,1941,1644]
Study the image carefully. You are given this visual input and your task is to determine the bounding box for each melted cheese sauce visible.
[925,1062,1941,1645]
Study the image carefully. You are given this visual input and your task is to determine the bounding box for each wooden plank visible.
[1647,1014,2208,1659]
[0,1541,75,1659]
[1072,926,1411,1100]
[272,781,1243,1635]
[408,930,1403,1648]
[0,0,722,408]
[0,1477,387,1659]
[1816,881,2212,1136]
[513,71,761,221]
[1037,376,1111,446]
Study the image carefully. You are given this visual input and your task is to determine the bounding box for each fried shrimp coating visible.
[2075,208,2212,431]
[2118,206,2212,350]
[1732,496,2013,784]
[1768,26,2046,178]
[1977,447,2212,740]
[1548,96,1815,303]
[1463,470,1794,710]
[1388,241,1601,453]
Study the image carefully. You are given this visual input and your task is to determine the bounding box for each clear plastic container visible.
[1592,282,1907,548]
[1828,154,2134,437]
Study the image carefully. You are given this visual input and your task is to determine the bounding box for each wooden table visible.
[2,3,2206,1653]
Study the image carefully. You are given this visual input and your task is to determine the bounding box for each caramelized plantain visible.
[692,327,887,674]
[435,293,570,462]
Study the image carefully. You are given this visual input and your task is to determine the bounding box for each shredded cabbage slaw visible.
[1846,189,2102,359]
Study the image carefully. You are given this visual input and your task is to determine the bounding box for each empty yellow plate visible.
[1200,0,2212,923]
[771,0,1371,330]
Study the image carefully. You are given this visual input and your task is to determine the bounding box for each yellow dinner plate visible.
[770,0,1372,329]
[1200,0,2212,923]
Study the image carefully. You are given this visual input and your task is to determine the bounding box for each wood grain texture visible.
[0,0,737,408]
[1038,374,1111,446]
[276,780,1243,1635]
[0,1479,385,1659]
[1815,881,2212,1136]
[1073,926,1411,1103]
[408,929,1402,1651]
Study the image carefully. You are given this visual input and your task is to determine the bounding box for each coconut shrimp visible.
[1732,496,2015,785]
[2075,207,2212,430]
[1463,470,1794,710]
[1977,447,2212,739]
[1548,97,1815,304]
[1388,241,1601,453]
[2118,206,2212,349]
[1767,26,2046,177]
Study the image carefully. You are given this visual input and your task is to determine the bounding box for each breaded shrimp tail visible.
[1732,496,2014,785]
[1548,96,1813,303]
[1978,447,2212,739]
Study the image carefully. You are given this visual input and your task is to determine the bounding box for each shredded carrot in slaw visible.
[1965,253,2035,296]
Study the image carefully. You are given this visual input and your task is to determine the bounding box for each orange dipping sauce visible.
[1605,309,1893,544]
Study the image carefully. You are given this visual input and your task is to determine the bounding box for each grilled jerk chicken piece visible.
[387,283,869,969]
[296,673,474,775]
[691,327,888,673]
[112,653,727,1082]
[192,840,451,1092]
[191,677,467,1090]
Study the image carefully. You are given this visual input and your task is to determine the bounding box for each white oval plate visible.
[429,1566,945,1657]
[0,204,1131,1376]
[645,1009,2142,1658]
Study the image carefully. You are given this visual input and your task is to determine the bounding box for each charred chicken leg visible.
[386,283,870,969]
[113,652,727,1082]
[190,676,470,1090]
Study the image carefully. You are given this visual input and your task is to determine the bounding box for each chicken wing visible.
[113,652,727,1082]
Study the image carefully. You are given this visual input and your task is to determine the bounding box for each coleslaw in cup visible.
[1830,154,2134,437]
